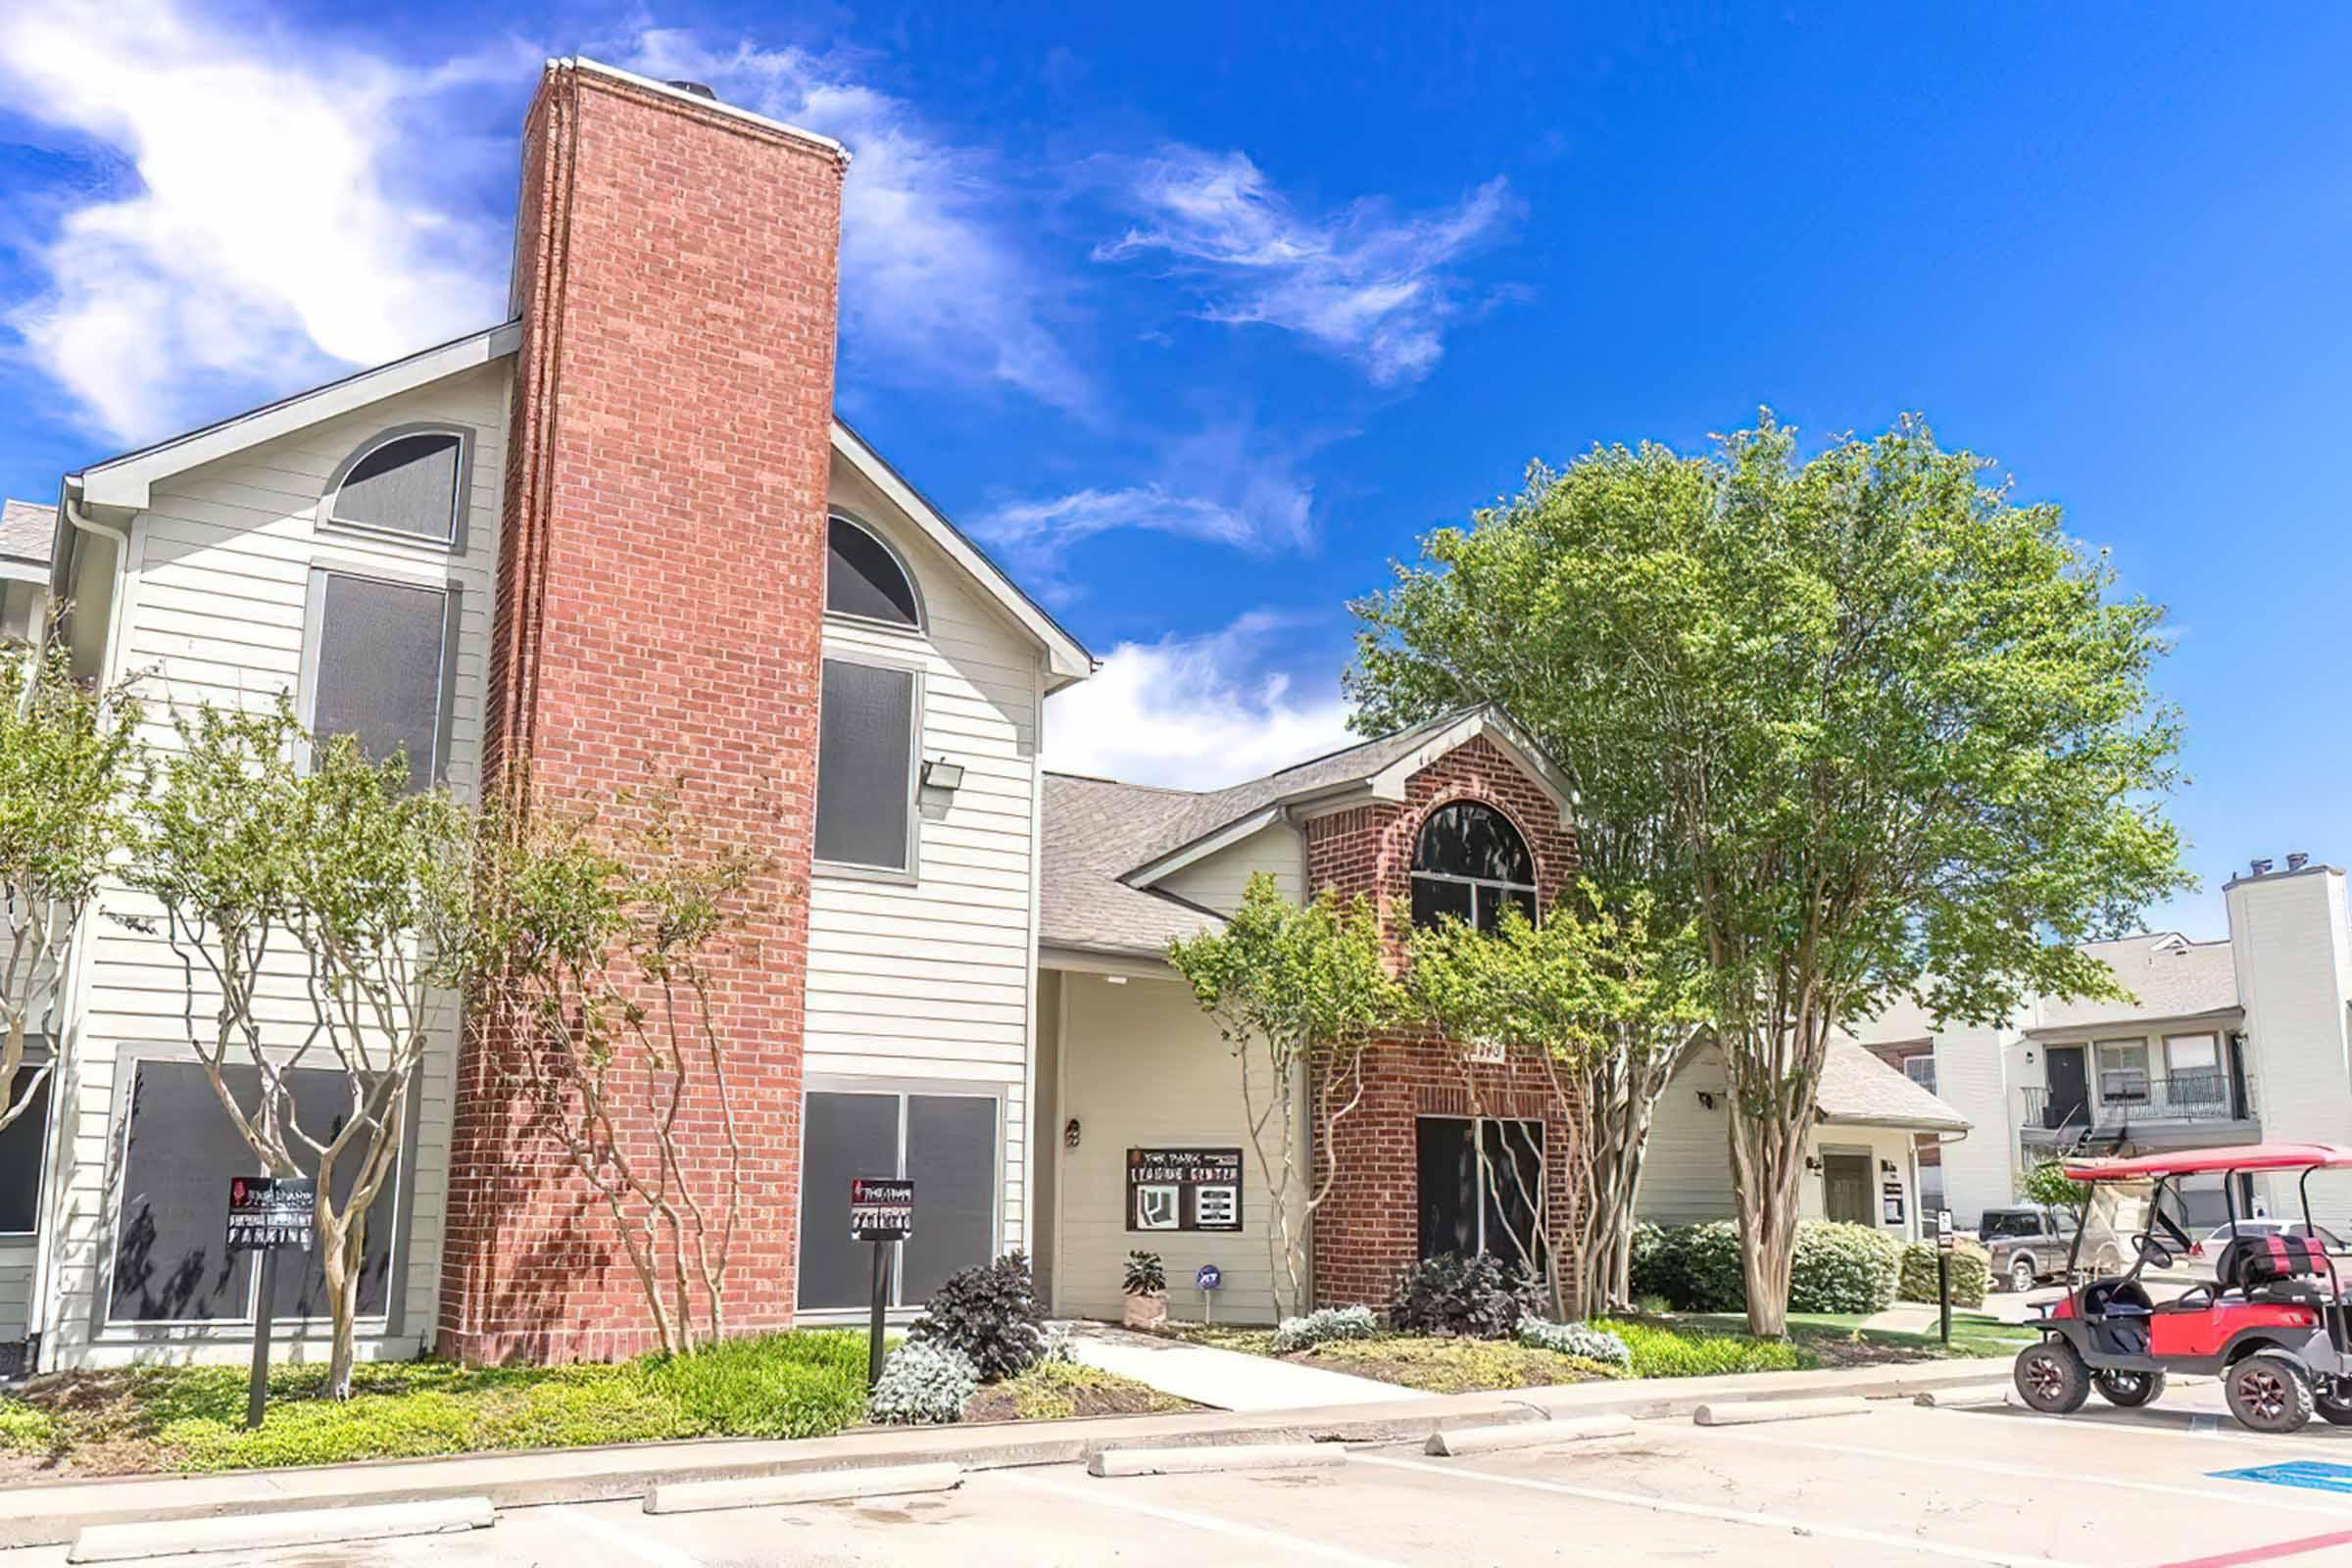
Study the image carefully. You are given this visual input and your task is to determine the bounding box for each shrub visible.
[1634,1220,1901,1313]
[0,1398,58,1454]
[868,1341,979,1426]
[909,1251,1047,1380]
[1124,1250,1166,1296]
[1271,1305,1380,1353]
[1896,1240,1990,1309]
[641,1330,869,1439]
[1638,1221,1744,1311]
[1597,1318,1809,1378]
[1040,1323,1078,1365]
[1389,1253,1547,1339]
[1515,1319,1632,1368]
[1629,1221,1674,1303]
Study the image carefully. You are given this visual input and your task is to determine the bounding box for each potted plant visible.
[1123,1250,1169,1330]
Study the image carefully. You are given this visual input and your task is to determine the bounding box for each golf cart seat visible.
[2220,1233,2334,1303]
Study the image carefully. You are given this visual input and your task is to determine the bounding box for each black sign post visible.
[851,1177,914,1389]
[225,1175,315,1430]
[1936,1208,1956,1348]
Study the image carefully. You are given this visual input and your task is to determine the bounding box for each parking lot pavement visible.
[20,1379,2352,1567]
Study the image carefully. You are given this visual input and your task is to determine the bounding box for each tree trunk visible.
[1726,1063,1811,1339]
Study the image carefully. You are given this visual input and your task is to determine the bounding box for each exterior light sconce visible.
[1063,1118,1081,1150]
[1805,1154,1824,1174]
[1695,1091,1717,1111]
[1881,1159,1899,1176]
[921,757,965,792]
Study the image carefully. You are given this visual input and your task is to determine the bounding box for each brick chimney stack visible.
[441,60,849,1363]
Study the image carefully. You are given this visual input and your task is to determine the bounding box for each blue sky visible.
[2,2,2345,937]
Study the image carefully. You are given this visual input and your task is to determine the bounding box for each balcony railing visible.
[2021,1069,2255,1137]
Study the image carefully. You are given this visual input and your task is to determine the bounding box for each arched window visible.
[322,426,467,547]
[1410,802,1538,933]
[826,515,921,628]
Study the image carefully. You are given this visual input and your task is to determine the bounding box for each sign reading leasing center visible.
[1127,1147,1244,1233]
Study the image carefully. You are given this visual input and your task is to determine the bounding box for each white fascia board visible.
[564,58,850,164]
[1038,946,1182,980]
[0,558,45,584]
[829,420,1094,685]
[76,322,522,512]
[1122,804,1288,890]
[1363,707,1580,826]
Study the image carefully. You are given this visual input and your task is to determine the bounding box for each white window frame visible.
[2095,1037,2150,1105]
[1902,1054,1936,1094]
[317,423,473,553]
[794,1075,1005,1324]
[0,1039,54,1240]
[823,512,927,634]
[811,653,924,884]
[297,560,464,790]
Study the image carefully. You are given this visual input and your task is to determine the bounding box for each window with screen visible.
[1416,1116,1544,1266]
[1409,802,1538,933]
[825,516,921,627]
[1903,1054,1936,1094]
[108,1059,398,1324]
[306,569,455,792]
[324,429,466,546]
[0,1064,51,1235]
[814,659,917,872]
[796,1087,998,1311]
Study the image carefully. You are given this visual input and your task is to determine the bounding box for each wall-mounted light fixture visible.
[1805,1154,1824,1174]
[1695,1091,1717,1111]
[1881,1159,1899,1176]
[921,757,965,792]
[1063,1118,1082,1150]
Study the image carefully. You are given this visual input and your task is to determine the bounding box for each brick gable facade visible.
[1299,734,1589,1310]
[439,65,847,1362]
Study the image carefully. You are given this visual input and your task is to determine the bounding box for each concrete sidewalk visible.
[0,1357,2008,1549]
[1063,1323,1423,1410]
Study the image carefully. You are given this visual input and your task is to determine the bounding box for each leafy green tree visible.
[1408,881,1707,1317]
[1167,874,1410,1319]
[2020,1159,2092,1213]
[1353,415,2186,1335]
[125,701,471,1397]
[457,784,763,1355]
[0,633,142,1139]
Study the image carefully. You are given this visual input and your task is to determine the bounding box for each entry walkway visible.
[1062,1323,1425,1411]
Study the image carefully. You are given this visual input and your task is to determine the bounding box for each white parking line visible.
[1352,1453,2091,1568]
[544,1507,710,1568]
[995,1473,1408,1568]
[1690,1426,2352,1520]
[1947,1405,2352,1464]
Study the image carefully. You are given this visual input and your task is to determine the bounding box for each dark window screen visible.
[0,1071,51,1233]
[1482,1118,1545,1273]
[332,433,461,541]
[1416,1116,1544,1266]
[1410,876,1473,932]
[110,1061,398,1323]
[268,1072,398,1320]
[1416,804,1534,883]
[827,518,920,625]
[314,574,448,791]
[798,1092,901,1310]
[815,661,914,869]
[1417,1118,1478,1262]
[901,1094,997,1301]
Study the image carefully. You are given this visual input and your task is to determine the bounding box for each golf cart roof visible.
[2061,1143,2352,1181]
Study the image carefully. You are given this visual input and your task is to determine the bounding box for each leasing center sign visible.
[1126,1147,1244,1233]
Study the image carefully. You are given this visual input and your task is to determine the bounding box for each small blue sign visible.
[1197,1264,1223,1292]
[2211,1461,2352,1494]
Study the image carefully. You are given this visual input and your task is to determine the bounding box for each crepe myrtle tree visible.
[123,699,471,1397]
[1408,881,1707,1318]
[1167,874,1410,1320]
[0,630,143,1142]
[1353,414,2187,1336]
[456,781,764,1356]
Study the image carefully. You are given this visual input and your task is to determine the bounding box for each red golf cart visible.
[2013,1143,2352,1433]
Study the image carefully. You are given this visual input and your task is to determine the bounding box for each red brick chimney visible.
[439,60,848,1363]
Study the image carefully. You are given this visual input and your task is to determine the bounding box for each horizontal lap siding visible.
[1155,821,1304,915]
[807,460,1043,1266]
[0,1240,29,1341]
[41,364,507,1366]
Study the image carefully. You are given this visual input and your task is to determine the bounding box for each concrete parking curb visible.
[1692,1396,1871,1426]
[1425,1415,1634,1456]
[0,1358,2010,1548]
[1912,1382,2015,1408]
[67,1496,493,1564]
[644,1461,961,1514]
[1089,1443,1345,1477]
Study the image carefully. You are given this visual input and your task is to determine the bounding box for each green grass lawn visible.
[1678,1309,2037,1364]
[0,1329,872,1479]
[1168,1317,1807,1391]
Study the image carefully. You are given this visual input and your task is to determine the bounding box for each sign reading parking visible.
[1126,1147,1245,1233]
[850,1177,914,1242]
[225,1176,314,1252]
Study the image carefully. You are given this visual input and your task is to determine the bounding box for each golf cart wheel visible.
[2316,1382,2352,1427]
[2093,1369,2166,1408]
[2014,1339,2091,1414]
[2227,1351,2314,1435]
[2008,1255,2037,1294]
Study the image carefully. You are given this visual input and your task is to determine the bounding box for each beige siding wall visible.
[1155,821,1304,915]
[805,457,1047,1296]
[0,1239,29,1342]
[1054,970,1304,1323]
[38,363,507,1367]
[2230,868,2352,1228]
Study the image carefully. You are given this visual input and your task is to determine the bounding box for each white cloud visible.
[0,0,516,443]
[626,30,1089,413]
[1096,145,1518,384]
[1043,611,1354,790]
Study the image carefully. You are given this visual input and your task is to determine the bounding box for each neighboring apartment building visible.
[1845,857,2352,1234]
[0,58,1971,1372]
[0,498,52,642]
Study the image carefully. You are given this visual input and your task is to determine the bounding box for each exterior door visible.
[2043,1047,2089,1130]
[1822,1152,1873,1226]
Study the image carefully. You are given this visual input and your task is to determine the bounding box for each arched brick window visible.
[1409,802,1538,932]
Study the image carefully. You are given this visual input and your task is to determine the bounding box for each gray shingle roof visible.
[1818,1042,1971,1130]
[0,499,55,567]
[2031,933,2239,1033]
[1041,773,1223,959]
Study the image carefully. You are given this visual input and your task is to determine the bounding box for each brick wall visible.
[1863,1040,1940,1168]
[1300,736,1587,1311]
[439,64,847,1362]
